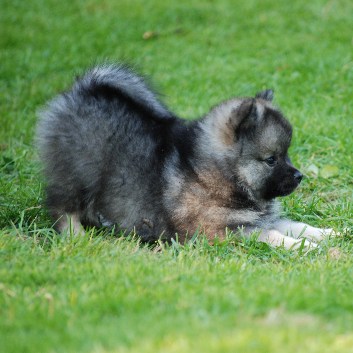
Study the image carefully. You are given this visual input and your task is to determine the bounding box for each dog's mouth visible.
[275,169,304,197]
[280,185,299,197]
[263,178,302,199]
[279,177,303,196]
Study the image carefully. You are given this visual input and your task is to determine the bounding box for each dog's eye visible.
[265,156,277,166]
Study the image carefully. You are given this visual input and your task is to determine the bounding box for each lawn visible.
[1,0,353,352]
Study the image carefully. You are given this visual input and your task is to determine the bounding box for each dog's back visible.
[37,65,178,238]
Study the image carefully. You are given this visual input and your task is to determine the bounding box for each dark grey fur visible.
[37,64,304,243]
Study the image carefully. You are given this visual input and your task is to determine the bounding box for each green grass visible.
[1,0,353,352]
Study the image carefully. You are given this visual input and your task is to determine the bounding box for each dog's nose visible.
[294,170,303,183]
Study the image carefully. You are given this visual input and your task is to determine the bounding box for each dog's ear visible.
[232,98,258,131]
[236,98,257,122]
[255,89,274,102]
[215,98,259,146]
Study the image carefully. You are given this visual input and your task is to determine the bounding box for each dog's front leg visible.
[257,229,317,250]
[273,219,335,242]
[240,227,317,250]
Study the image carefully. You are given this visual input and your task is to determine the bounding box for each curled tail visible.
[74,63,175,121]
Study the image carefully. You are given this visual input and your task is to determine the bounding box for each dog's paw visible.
[296,239,318,252]
[302,227,341,242]
[319,228,341,237]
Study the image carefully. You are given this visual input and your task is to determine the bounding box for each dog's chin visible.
[278,180,302,196]
[262,183,300,200]
[278,186,298,197]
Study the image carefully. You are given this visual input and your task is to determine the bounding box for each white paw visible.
[320,228,341,237]
[301,227,340,242]
[295,239,318,251]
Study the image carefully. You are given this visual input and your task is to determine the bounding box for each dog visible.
[37,64,335,249]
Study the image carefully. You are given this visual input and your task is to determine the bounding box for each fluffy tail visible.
[73,64,175,121]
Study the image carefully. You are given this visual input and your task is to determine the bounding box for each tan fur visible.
[171,169,251,241]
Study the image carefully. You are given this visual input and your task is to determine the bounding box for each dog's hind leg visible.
[54,212,84,236]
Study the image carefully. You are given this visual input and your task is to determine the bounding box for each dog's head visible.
[201,90,302,200]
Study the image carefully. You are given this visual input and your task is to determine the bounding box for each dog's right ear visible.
[214,98,258,146]
[231,98,258,133]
